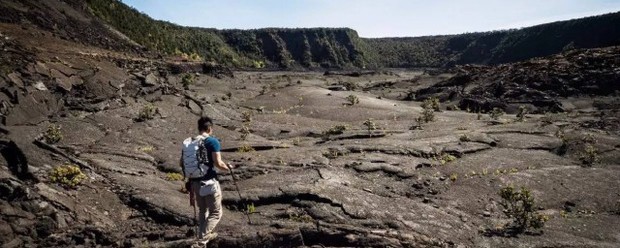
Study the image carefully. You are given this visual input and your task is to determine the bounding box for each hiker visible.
[180,116,232,242]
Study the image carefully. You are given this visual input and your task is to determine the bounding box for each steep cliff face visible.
[4,0,617,69]
[84,0,365,69]
[219,28,365,68]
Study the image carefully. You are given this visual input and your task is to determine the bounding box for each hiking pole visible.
[226,164,252,224]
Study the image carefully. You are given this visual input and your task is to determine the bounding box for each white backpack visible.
[182,135,211,179]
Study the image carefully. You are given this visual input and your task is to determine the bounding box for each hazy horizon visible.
[122,0,620,38]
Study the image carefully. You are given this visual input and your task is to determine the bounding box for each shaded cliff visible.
[364,11,620,67]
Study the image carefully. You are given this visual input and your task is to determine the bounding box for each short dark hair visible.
[197,116,214,132]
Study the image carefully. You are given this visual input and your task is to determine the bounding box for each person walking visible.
[180,116,232,243]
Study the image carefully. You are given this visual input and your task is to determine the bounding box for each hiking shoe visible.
[204,232,218,241]
[197,232,218,245]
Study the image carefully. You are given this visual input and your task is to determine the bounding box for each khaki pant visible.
[191,180,222,239]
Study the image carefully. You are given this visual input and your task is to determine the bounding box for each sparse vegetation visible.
[580,144,599,166]
[44,124,63,144]
[489,107,505,120]
[49,164,87,189]
[324,124,348,136]
[237,144,255,153]
[240,125,251,140]
[342,81,358,91]
[363,119,378,135]
[346,94,360,105]
[435,153,457,165]
[419,107,435,123]
[181,73,195,89]
[516,105,528,122]
[450,173,458,182]
[165,172,183,181]
[323,148,347,159]
[421,97,441,111]
[459,134,471,142]
[580,134,599,166]
[137,103,157,122]
[247,203,256,214]
[138,145,155,153]
[498,186,548,233]
[241,111,253,123]
[288,212,314,223]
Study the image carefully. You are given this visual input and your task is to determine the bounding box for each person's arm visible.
[179,156,186,180]
[212,151,231,171]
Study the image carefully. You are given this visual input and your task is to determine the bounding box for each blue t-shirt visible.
[203,136,221,179]
[204,136,221,166]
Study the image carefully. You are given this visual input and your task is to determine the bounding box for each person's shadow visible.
[0,139,35,181]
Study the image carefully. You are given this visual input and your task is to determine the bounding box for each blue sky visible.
[123,0,620,38]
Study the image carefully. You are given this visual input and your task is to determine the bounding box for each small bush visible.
[516,106,528,122]
[259,85,268,95]
[342,81,358,91]
[247,203,256,214]
[438,154,457,165]
[241,111,252,123]
[165,172,183,181]
[237,144,255,153]
[459,134,471,142]
[450,173,458,182]
[422,97,441,112]
[499,186,548,233]
[489,108,505,120]
[580,144,599,166]
[289,212,314,223]
[181,74,195,89]
[420,107,435,123]
[346,95,360,105]
[49,164,87,189]
[323,148,346,159]
[137,103,157,122]
[362,119,377,135]
[44,124,63,144]
[138,145,155,153]
[324,124,348,136]
[240,125,251,140]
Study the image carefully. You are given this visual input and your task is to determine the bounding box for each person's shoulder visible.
[206,136,221,144]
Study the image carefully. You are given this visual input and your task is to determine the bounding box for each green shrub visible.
[247,203,256,214]
[137,103,157,122]
[44,124,63,144]
[438,154,457,165]
[419,107,435,123]
[181,74,195,89]
[346,95,360,105]
[49,164,87,189]
[459,134,471,142]
[422,97,441,111]
[499,186,548,233]
[165,172,183,181]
